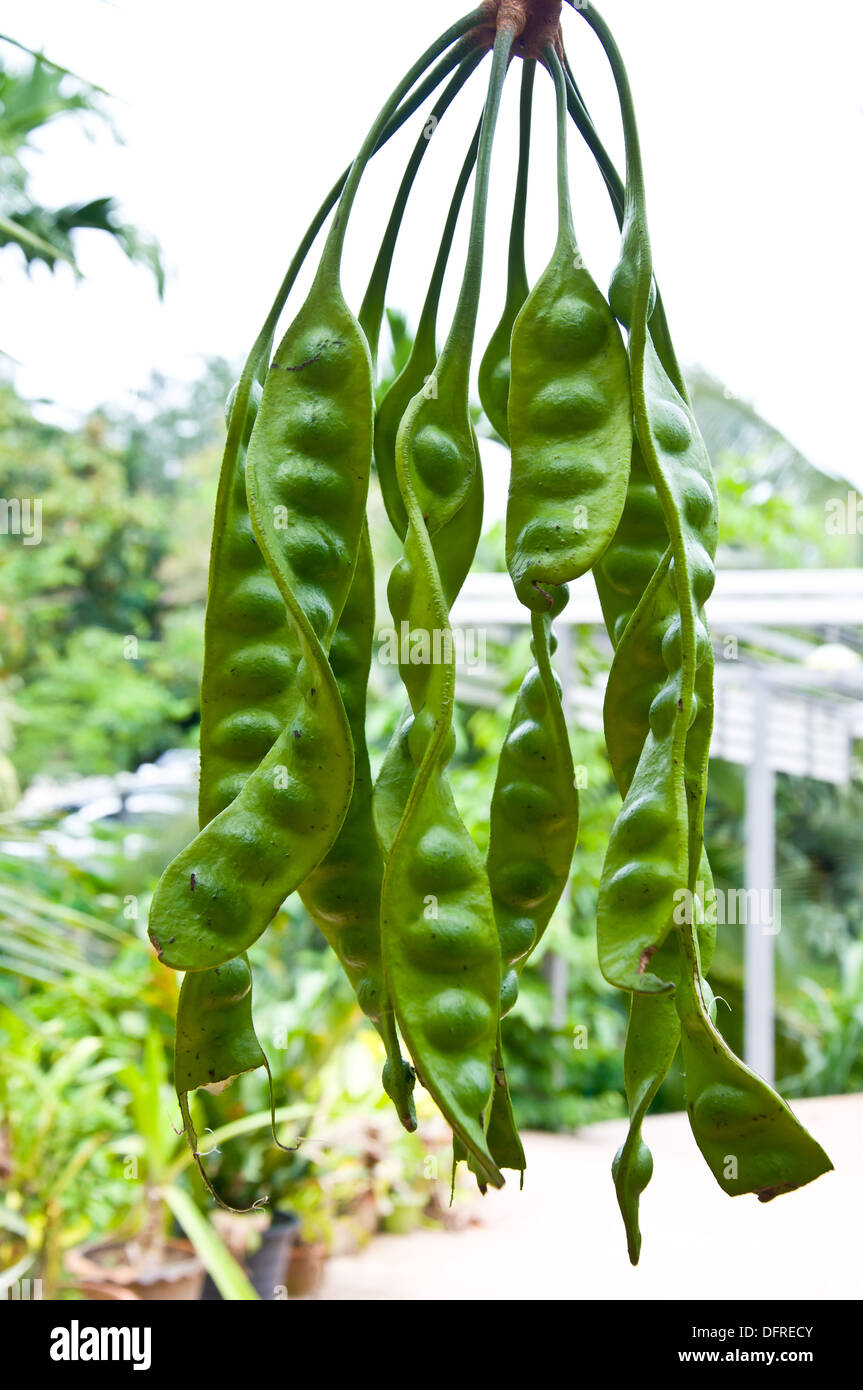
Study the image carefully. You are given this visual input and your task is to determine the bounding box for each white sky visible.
[3,0,863,486]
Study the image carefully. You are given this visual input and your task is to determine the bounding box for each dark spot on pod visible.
[279,329,353,390]
[287,719,325,763]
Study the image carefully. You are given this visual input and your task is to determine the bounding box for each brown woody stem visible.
[474,0,562,56]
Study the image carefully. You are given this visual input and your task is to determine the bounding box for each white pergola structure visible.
[452,569,863,1084]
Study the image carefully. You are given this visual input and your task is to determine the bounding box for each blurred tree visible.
[0,37,163,294]
[690,368,858,570]
[0,362,235,783]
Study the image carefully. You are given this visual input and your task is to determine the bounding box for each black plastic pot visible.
[200,1212,300,1301]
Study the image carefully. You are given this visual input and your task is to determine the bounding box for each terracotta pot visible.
[67,1238,205,1302]
[285,1241,327,1298]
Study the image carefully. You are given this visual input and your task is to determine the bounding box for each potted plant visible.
[64,1028,267,1300]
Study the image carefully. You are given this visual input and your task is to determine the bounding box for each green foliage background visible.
[1,32,861,1295]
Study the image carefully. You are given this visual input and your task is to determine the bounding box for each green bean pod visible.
[585,2,717,992]
[373,122,485,861]
[380,25,521,1188]
[374,122,482,542]
[374,459,485,856]
[593,441,668,649]
[580,0,832,1252]
[147,18,487,972]
[482,47,631,1174]
[197,382,297,828]
[505,52,632,615]
[174,955,291,1211]
[178,381,298,1191]
[488,613,577,1020]
[675,931,833,1200]
[382,508,502,1187]
[483,610,578,1176]
[477,59,535,443]
[192,32,483,817]
[603,549,715,1261]
[149,274,370,972]
[373,122,496,853]
[596,490,713,996]
[298,527,416,1130]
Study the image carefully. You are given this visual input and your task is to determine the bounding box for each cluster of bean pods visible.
[150,0,832,1258]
